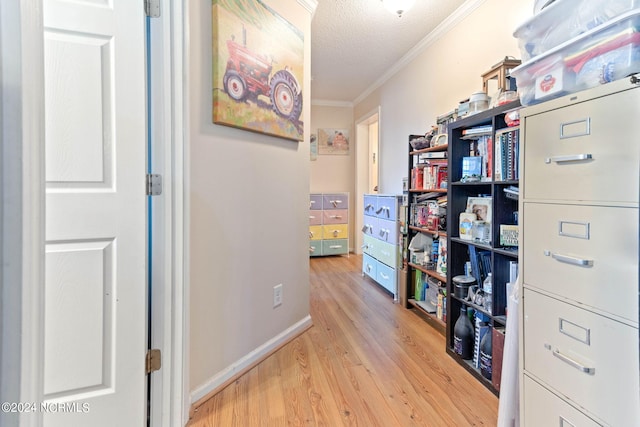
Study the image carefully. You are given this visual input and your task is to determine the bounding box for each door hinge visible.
[146,349,161,374]
[145,0,160,18]
[146,174,162,196]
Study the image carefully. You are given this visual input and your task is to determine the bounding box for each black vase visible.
[480,326,492,380]
[453,306,474,360]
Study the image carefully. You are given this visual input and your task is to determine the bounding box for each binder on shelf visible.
[468,245,491,284]
[462,125,493,136]
[468,245,480,284]
[509,261,519,283]
[473,317,491,368]
[492,327,505,391]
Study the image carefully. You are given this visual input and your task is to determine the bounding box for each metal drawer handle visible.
[552,349,595,374]
[309,231,314,238]
[330,200,342,207]
[376,207,384,214]
[380,272,389,280]
[549,251,594,267]
[329,245,342,249]
[544,154,592,164]
[331,215,342,219]
[365,204,374,210]
[333,230,339,237]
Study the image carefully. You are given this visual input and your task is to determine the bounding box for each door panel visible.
[43,0,146,425]
[44,240,115,397]
[44,32,112,187]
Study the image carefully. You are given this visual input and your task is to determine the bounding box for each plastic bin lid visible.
[514,0,582,38]
[511,8,640,77]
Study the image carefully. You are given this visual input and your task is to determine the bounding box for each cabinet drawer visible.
[523,88,640,204]
[321,239,348,255]
[323,209,348,225]
[309,225,323,241]
[309,241,322,256]
[309,211,322,225]
[362,235,376,257]
[375,196,397,220]
[364,195,377,217]
[375,240,398,268]
[309,194,322,210]
[523,202,638,323]
[523,289,640,427]
[362,216,376,239]
[523,375,602,427]
[323,194,348,210]
[362,253,377,280]
[376,261,396,294]
[376,217,398,245]
[322,224,348,239]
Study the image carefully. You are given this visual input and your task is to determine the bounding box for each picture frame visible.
[318,128,349,155]
[466,196,492,225]
[212,0,304,141]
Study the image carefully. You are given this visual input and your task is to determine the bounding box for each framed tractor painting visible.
[212,0,304,141]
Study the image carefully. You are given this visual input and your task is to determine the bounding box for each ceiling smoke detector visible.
[381,0,415,17]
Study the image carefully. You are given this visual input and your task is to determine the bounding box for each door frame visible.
[354,106,381,254]
[149,0,189,425]
[0,1,46,426]
[0,1,189,426]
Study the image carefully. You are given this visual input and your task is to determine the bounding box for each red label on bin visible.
[539,74,556,93]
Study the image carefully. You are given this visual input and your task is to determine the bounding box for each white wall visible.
[309,103,355,248]
[354,0,532,194]
[188,0,313,402]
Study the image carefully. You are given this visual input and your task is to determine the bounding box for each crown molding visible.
[353,0,487,105]
[298,0,318,17]
[311,99,354,108]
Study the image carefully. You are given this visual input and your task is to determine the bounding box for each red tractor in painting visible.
[223,28,302,122]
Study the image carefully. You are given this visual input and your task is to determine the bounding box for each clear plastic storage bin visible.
[512,9,640,106]
[514,0,640,61]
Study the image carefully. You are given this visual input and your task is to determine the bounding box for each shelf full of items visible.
[404,122,451,335]
[445,100,521,394]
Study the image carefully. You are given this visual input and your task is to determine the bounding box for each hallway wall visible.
[187,0,314,404]
[354,0,531,194]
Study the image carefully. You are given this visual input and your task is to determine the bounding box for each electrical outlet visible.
[273,284,283,308]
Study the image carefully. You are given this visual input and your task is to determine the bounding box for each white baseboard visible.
[189,315,313,414]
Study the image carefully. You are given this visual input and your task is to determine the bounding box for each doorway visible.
[0,1,187,426]
[355,107,381,254]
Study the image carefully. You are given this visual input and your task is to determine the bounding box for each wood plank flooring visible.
[187,255,498,426]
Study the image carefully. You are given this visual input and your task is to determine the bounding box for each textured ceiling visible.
[311,0,468,103]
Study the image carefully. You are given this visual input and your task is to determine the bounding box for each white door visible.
[43,0,147,425]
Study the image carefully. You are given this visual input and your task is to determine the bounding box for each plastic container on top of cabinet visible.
[514,0,640,61]
[511,8,640,106]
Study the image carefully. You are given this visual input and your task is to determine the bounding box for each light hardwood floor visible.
[188,255,498,426]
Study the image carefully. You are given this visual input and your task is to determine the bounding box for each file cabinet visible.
[519,77,640,426]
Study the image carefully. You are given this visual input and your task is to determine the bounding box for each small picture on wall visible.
[310,134,318,161]
[318,128,349,155]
